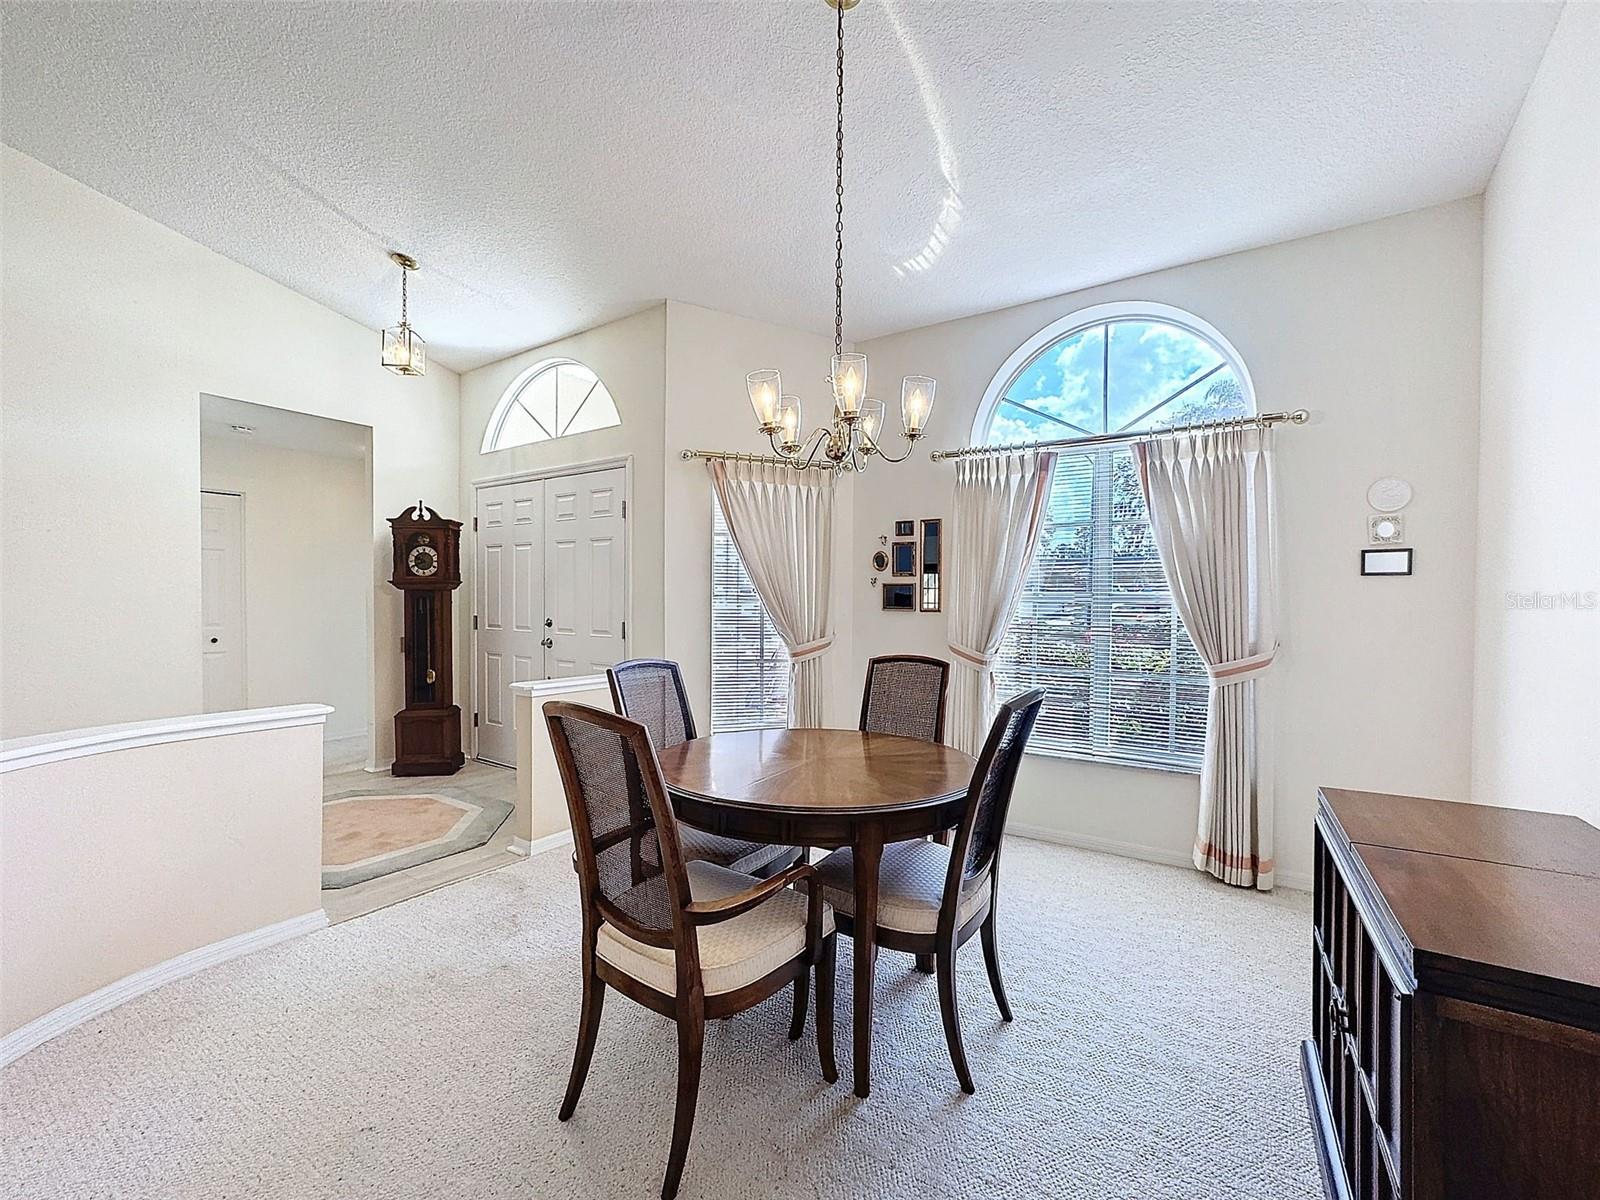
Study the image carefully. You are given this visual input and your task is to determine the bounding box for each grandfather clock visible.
[388,502,466,776]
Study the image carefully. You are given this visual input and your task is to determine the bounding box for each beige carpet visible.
[0,838,1318,1199]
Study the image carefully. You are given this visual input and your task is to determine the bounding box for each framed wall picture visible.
[894,520,915,537]
[870,549,890,573]
[890,541,916,577]
[1361,548,1414,576]
[919,518,942,611]
[881,583,915,610]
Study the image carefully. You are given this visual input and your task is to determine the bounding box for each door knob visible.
[541,637,554,649]
[544,617,553,628]
[209,637,219,644]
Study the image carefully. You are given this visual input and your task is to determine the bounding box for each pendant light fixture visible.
[381,251,427,377]
[740,0,935,471]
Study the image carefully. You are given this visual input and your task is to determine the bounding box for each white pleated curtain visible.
[945,451,1059,755]
[707,459,836,728]
[1133,425,1279,890]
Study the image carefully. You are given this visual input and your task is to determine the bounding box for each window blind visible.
[995,447,1207,771]
[709,496,790,732]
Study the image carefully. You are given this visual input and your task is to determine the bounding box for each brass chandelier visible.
[743,0,935,471]
[381,251,427,377]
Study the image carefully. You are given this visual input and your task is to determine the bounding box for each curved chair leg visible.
[559,970,606,1121]
[980,912,1014,1022]
[936,941,975,1094]
[816,935,838,1083]
[662,1008,705,1200]
[788,967,810,1041]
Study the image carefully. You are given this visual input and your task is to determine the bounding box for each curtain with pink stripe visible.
[708,459,836,728]
[945,451,1059,756]
[1134,426,1279,890]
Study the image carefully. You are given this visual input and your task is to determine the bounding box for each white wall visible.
[1473,4,1600,829]
[853,200,1486,887]
[458,305,668,663]
[200,437,373,756]
[662,301,857,728]
[0,148,460,757]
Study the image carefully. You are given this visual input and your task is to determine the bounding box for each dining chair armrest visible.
[685,862,819,927]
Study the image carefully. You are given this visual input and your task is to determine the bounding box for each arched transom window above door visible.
[979,302,1253,446]
[480,358,621,454]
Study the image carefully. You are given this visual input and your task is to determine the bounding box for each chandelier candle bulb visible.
[901,375,935,436]
[832,353,866,419]
[859,398,884,452]
[778,398,803,452]
[746,369,782,432]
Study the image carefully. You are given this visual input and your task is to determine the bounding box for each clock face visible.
[407,544,440,577]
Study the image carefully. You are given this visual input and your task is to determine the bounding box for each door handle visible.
[544,617,553,628]
[209,637,219,644]
[541,637,554,649]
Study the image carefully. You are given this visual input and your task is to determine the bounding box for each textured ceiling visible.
[1,1,1560,371]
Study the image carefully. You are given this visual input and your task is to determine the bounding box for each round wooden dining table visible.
[654,727,978,1098]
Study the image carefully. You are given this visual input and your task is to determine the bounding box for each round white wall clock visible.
[1367,477,1413,513]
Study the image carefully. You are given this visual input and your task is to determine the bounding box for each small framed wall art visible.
[881,583,915,610]
[891,541,917,577]
[894,520,915,537]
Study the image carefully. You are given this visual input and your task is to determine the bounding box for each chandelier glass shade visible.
[741,0,935,471]
[381,251,427,378]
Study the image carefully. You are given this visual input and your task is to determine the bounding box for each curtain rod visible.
[679,449,839,471]
[929,408,1312,462]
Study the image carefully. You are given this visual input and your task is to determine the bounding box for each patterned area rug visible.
[321,791,513,889]
[3,838,1318,1199]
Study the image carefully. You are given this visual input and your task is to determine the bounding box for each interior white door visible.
[475,479,544,767]
[545,467,628,678]
[200,491,246,712]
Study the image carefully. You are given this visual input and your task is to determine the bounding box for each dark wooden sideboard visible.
[1303,788,1600,1200]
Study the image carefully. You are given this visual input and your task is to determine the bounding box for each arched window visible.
[480,358,621,454]
[975,303,1254,772]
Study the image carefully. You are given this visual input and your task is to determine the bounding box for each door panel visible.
[544,467,627,678]
[473,467,629,762]
[200,491,246,711]
[475,479,542,766]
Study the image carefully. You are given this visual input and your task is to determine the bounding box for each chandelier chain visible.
[833,0,845,360]
[400,265,408,328]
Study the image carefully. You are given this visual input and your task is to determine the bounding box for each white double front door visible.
[473,466,627,766]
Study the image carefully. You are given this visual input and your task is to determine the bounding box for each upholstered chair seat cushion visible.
[812,840,990,935]
[677,827,798,876]
[596,860,834,996]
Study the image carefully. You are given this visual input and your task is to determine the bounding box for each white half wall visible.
[1473,3,1600,829]
[0,706,329,1058]
[200,436,373,750]
[852,199,1486,888]
[0,148,460,755]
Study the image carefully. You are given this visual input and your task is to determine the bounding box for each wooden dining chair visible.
[859,654,950,744]
[607,658,801,877]
[545,700,838,1200]
[813,687,1045,1094]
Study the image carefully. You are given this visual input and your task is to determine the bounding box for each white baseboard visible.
[512,830,572,859]
[1,909,328,1067]
[1008,824,1311,893]
[363,757,395,774]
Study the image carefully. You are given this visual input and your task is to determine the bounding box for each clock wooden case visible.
[388,502,465,777]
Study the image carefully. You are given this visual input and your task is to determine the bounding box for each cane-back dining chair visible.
[545,700,838,1200]
[607,659,800,876]
[814,687,1045,1094]
[859,654,950,744]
